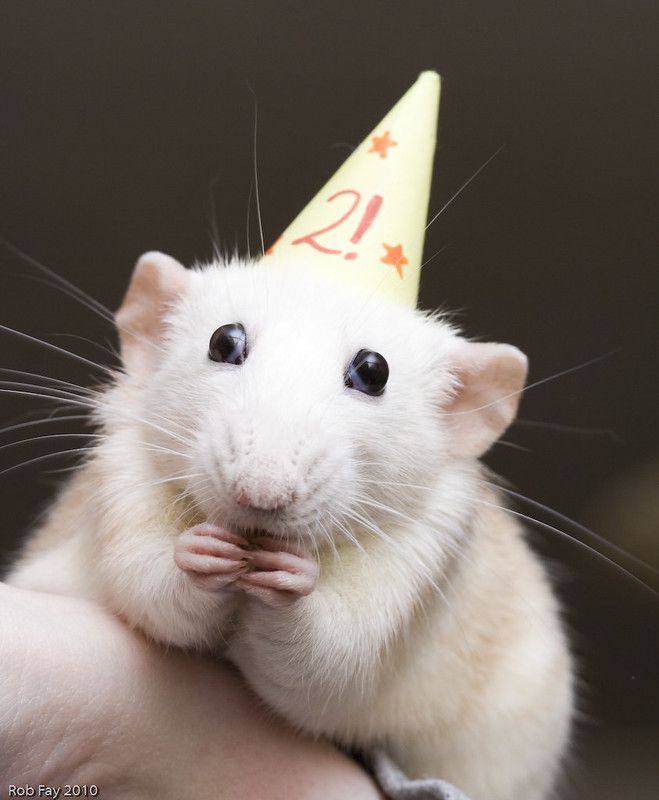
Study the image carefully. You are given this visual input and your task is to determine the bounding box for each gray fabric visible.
[368,749,472,800]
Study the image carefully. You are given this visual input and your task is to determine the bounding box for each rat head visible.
[112,252,527,544]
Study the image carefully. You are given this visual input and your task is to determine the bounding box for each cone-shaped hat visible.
[263,71,440,307]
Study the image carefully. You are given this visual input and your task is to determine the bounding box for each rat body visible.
[7,253,573,800]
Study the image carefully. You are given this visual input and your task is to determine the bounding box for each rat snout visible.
[210,404,338,525]
[233,467,296,513]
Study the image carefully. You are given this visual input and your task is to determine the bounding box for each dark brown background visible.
[1,2,657,796]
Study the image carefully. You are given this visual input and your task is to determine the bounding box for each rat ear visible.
[116,252,188,374]
[444,340,528,459]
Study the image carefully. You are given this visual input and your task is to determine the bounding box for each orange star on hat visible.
[368,130,398,159]
[381,243,409,279]
[264,71,441,308]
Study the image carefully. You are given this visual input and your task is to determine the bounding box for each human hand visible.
[0,583,381,800]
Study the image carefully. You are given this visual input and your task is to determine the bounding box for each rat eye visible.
[344,349,388,396]
[208,323,247,364]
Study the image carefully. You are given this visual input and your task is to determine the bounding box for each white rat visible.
[7,252,573,800]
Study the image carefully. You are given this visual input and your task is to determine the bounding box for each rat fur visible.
[6,252,573,800]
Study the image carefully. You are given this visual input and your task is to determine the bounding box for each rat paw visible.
[236,537,318,609]
[174,523,250,591]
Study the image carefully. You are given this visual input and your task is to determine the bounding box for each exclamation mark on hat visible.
[344,194,383,260]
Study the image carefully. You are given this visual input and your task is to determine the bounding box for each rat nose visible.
[234,480,295,513]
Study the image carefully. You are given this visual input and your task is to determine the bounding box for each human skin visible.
[0,583,383,800]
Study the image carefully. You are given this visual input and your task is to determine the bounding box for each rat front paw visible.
[174,523,250,591]
[237,537,318,609]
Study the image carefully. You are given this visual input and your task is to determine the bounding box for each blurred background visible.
[1,2,657,796]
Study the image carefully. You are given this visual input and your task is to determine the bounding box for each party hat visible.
[263,71,440,307]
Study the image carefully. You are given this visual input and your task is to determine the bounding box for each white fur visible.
[6,258,573,800]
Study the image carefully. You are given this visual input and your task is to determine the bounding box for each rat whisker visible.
[144,408,197,436]
[45,462,93,477]
[320,513,343,560]
[424,145,505,231]
[352,491,469,538]
[335,504,398,548]
[350,493,426,528]
[0,382,193,453]
[1,239,166,359]
[0,387,96,410]
[514,417,623,443]
[0,414,92,438]
[355,475,659,588]
[325,510,366,554]
[353,477,449,491]
[137,441,193,460]
[136,472,204,491]
[0,323,112,377]
[478,477,659,578]
[186,481,213,502]
[0,381,97,405]
[170,499,200,530]
[348,458,383,469]
[0,367,101,393]
[131,481,203,530]
[419,244,451,272]
[0,447,95,479]
[48,332,121,362]
[0,432,103,453]
[16,273,118,328]
[0,236,114,321]
[207,170,224,260]
[245,178,254,259]
[441,350,620,419]
[474,496,658,598]
[107,408,195,447]
[0,405,57,428]
[247,84,266,256]
[493,438,533,453]
[109,399,196,437]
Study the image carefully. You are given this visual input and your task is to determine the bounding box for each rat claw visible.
[187,523,250,549]
[248,548,318,580]
[175,524,251,591]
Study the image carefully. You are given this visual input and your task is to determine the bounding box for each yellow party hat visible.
[263,71,440,307]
